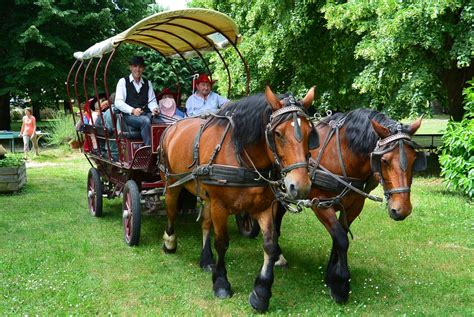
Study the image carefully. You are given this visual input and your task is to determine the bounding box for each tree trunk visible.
[0,94,11,131]
[442,64,474,121]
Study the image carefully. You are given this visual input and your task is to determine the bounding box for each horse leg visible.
[162,187,180,253]
[315,207,350,303]
[274,202,288,268]
[210,202,232,298]
[249,208,280,312]
[199,202,215,271]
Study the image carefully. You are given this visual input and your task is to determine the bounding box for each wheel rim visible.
[123,191,133,242]
[88,177,96,214]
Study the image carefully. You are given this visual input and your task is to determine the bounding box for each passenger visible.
[154,90,186,124]
[185,73,229,116]
[114,56,159,146]
[95,93,116,133]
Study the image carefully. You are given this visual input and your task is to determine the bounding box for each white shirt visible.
[114,74,158,115]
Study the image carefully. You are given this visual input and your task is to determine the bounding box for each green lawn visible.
[402,114,449,134]
[0,151,471,315]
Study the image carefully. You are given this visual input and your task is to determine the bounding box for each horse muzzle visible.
[387,199,412,221]
[283,171,311,200]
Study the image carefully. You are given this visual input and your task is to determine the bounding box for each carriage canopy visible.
[73,8,241,61]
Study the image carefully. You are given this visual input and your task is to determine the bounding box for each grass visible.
[0,150,471,315]
[402,114,449,134]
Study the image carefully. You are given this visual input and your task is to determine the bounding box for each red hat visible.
[194,74,215,89]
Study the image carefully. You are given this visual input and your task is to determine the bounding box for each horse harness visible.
[158,99,316,196]
[370,124,427,199]
[297,117,426,212]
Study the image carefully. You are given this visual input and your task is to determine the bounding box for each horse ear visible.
[371,119,390,138]
[408,116,422,135]
[265,85,283,111]
[300,86,316,109]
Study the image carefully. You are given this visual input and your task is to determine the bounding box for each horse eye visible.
[275,131,283,139]
[381,158,389,166]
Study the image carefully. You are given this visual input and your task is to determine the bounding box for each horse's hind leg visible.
[249,208,280,312]
[315,207,350,303]
[210,202,232,298]
[199,203,215,271]
[162,186,181,253]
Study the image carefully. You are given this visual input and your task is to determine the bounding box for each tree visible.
[0,0,153,130]
[323,0,473,119]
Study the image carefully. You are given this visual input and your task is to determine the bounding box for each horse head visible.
[264,85,317,200]
[370,117,425,220]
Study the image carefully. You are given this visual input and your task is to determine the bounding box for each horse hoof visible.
[249,290,269,313]
[274,254,289,269]
[162,243,176,254]
[330,289,349,304]
[214,287,232,299]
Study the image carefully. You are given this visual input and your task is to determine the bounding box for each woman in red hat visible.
[185,74,229,116]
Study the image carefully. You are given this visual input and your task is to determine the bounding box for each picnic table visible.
[0,131,48,153]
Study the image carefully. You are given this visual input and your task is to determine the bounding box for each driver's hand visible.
[132,108,142,116]
[152,108,159,116]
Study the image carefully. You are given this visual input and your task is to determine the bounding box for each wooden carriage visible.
[66,8,250,246]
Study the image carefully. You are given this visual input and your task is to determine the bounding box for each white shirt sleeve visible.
[114,78,134,114]
[147,80,158,112]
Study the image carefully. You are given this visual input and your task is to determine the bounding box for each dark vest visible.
[124,77,149,111]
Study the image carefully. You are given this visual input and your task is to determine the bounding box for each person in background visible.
[114,56,158,146]
[19,108,37,159]
[185,73,229,116]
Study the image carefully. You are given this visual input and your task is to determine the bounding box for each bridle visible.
[264,97,315,176]
[370,125,426,200]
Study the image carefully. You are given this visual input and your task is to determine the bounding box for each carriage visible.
[66,9,251,246]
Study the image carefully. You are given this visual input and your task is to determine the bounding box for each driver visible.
[114,56,158,146]
[185,73,229,116]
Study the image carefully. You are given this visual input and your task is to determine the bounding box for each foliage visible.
[0,155,472,314]
[190,0,364,111]
[323,0,473,119]
[46,114,77,147]
[439,79,474,198]
[0,0,154,126]
[0,153,24,167]
[190,0,472,119]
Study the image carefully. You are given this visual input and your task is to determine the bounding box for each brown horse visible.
[158,86,317,312]
[274,108,425,303]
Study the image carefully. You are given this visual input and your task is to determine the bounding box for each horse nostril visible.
[288,183,298,198]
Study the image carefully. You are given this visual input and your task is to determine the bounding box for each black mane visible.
[212,93,296,154]
[319,108,411,155]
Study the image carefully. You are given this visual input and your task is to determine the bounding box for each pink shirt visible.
[21,115,36,136]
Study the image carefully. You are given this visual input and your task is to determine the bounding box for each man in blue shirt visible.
[185,74,229,116]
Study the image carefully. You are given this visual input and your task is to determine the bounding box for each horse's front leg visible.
[162,187,180,253]
[199,202,215,271]
[249,207,280,312]
[210,201,232,298]
[274,202,289,268]
[315,207,350,303]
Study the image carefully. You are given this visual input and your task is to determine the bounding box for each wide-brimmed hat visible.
[194,73,215,89]
[159,97,177,117]
[129,56,145,66]
[156,87,178,101]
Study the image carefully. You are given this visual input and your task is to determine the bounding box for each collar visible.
[128,74,144,85]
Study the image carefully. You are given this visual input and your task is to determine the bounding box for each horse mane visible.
[212,93,293,154]
[319,108,411,156]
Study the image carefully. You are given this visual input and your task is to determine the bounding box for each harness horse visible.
[275,108,426,303]
[158,86,318,312]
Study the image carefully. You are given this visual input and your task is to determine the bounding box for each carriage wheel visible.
[122,180,141,246]
[235,212,260,238]
[87,167,103,217]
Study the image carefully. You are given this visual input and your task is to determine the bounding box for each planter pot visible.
[0,162,26,192]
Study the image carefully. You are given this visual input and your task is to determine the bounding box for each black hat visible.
[129,56,145,66]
